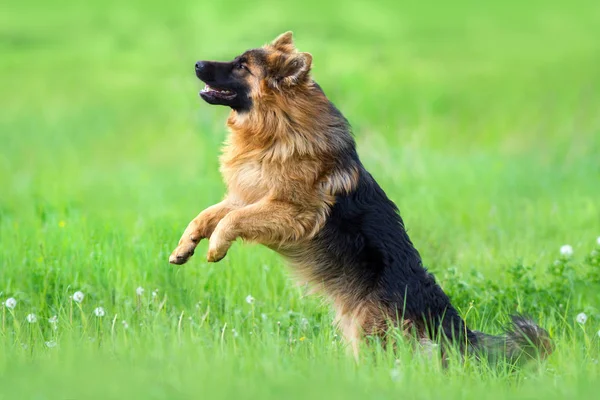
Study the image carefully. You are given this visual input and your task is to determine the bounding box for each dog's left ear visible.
[271,31,295,53]
[276,52,312,87]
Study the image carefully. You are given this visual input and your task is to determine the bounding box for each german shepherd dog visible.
[169,32,552,362]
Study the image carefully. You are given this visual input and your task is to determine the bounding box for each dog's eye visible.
[236,63,248,71]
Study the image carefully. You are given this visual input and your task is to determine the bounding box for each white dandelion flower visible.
[597,236,600,246]
[152,289,158,298]
[245,295,255,304]
[390,368,401,381]
[597,330,600,338]
[93,307,105,317]
[232,328,239,338]
[576,312,587,324]
[136,286,144,296]
[560,244,573,257]
[45,341,57,348]
[26,313,37,323]
[72,291,85,303]
[4,297,17,309]
[122,320,129,329]
[300,318,309,329]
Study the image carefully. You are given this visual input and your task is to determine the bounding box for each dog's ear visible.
[271,31,295,53]
[273,52,312,87]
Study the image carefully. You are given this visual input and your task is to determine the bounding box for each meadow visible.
[1,0,600,398]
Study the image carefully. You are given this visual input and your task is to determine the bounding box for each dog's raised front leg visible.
[169,200,237,265]
[206,200,322,262]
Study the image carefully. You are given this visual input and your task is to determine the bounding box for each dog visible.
[169,32,552,362]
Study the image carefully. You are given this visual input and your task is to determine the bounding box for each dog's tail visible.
[466,315,553,364]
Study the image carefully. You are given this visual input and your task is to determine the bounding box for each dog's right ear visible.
[271,31,295,53]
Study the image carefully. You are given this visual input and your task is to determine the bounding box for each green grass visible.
[1,0,600,398]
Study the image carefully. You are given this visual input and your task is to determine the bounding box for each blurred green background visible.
[1,0,600,399]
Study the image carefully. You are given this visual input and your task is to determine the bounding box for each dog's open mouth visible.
[200,84,237,100]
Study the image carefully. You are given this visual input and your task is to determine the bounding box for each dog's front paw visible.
[169,238,198,265]
[206,236,231,263]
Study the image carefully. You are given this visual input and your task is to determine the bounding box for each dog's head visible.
[195,32,313,112]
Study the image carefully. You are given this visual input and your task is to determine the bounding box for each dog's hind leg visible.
[169,199,237,264]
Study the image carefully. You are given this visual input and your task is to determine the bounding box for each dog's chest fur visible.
[223,158,327,203]
[219,135,329,206]
[221,157,269,203]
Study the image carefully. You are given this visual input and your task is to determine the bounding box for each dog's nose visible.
[195,61,206,72]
